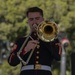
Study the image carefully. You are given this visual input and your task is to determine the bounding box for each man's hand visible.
[25,40,39,53]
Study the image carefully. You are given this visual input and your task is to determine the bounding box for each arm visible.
[50,39,62,60]
[8,42,20,66]
[8,38,25,66]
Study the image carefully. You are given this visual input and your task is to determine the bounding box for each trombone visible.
[17,21,58,65]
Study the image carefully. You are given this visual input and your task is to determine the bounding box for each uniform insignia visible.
[11,44,17,52]
[55,43,62,55]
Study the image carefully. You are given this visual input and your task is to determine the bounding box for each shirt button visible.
[34,33,36,36]
[36,51,39,54]
[36,56,39,59]
[37,45,40,49]
[36,61,39,64]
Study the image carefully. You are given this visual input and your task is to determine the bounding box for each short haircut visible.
[26,7,43,17]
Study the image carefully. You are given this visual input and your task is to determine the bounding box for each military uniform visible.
[8,32,62,75]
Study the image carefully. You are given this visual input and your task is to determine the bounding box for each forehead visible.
[28,12,42,18]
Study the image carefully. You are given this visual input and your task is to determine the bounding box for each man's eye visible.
[35,17,40,20]
[29,18,34,21]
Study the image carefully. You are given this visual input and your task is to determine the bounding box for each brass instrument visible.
[17,21,58,65]
[37,21,58,42]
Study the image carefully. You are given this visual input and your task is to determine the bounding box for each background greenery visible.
[0,0,75,75]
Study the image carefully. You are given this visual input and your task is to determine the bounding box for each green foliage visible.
[0,0,75,75]
[0,0,29,41]
[0,60,21,75]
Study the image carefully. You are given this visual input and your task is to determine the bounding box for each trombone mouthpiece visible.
[33,24,37,31]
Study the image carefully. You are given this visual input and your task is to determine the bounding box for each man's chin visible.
[32,30,36,32]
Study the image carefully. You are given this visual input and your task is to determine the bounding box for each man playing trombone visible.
[8,7,62,75]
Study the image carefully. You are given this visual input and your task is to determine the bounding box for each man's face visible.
[27,12,44,32]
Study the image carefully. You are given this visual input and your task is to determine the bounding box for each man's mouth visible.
[32,24,38,30]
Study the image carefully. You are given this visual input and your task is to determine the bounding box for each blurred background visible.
[0,0,75,75]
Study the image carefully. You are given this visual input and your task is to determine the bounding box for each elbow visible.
[56,57,61,61]
[55,55,61,61]
[8,61,20,66]
[8,58,20,66]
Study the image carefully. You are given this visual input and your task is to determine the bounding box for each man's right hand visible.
[25,40,39,53]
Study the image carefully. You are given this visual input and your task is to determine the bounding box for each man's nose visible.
[33,19,37,24]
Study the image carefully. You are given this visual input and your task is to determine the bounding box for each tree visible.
[0,0,75,75]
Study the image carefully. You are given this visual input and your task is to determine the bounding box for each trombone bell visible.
[37,21,58,42]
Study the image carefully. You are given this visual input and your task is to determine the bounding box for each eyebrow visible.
[29,17,40,20]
